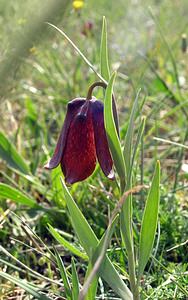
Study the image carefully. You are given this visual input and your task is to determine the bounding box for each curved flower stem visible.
[86,81,107,100]
[86,81,119,136]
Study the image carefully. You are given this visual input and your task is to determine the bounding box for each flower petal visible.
[91,99,114,179]
[61,101,96,184]
[44,98,86,169]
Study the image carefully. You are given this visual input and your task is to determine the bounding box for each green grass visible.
[0,0,188,299]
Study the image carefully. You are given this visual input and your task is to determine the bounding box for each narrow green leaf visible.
[54,248,72,300]
[0,131,30,174]
[104,72,126,182]
[142,53,188,117]
[6,167,53,201]
[0,271,51,300]
[0,245,60,287]
[83,262,98,300]
[124,89,141,180]
[61,178,98,257]
[47,22,105,83]
[51,166,66,207]
[0,183,38,208]
[148,8,180,92]
[80,216,118,300]
[61,178,133,300]
[151,256,188,296]
[71,257,80,300]
[91,216,118,266]
[138,161,160,278]
[120,90,142,251]
[131,116,146,171]
[120,194,132,252]
[48,224,88,260]
[100,16,110,81]
[0,258,25,273]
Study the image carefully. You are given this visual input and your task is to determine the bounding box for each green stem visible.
[127,247,140,300]
[121,177,140,300]
[86,81,120,136]
[86,81,107,100]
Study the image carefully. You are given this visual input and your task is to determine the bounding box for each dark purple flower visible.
[44,97,114,184]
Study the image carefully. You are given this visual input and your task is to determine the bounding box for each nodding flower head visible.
[45,81,119,184]
[44,96,115,184]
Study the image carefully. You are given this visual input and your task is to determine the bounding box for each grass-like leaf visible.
[51,166,66,207]
[138,161,160,279]
[124,89,141,180]
[0,183,39,208]
[54,248,72,300]
[0,271,52,300]
[82,262,98,300]
[60,178,98,256]
[142,53,188,118]
[100,16,110,81]
[120,90,142,251]
[0,245,61,287]
[48,224,88,260]
[60,178,133,300]
[6,167,53,201]
[104,72,126,184]
[46,22,105,83]
[148,8,180,92]
[79,216,118,300]
[0,131,30,174]
[71,257,80,300]
[131,116,146,171]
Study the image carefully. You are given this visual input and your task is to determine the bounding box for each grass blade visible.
[0,271,52,300]
[148,7,180,91]
[100,16,110,81]
[131,116,146,171]
[54,248,72,300]
[71,257,80,300]
[0,245,62,288]
[120,90,142,253]
[60,178,133,300]
[6,167,53,201]
[142,53,188,118]
[0,183,39,208]
[51,166,66,207]
[46,22,105,83]
[48,224,88,260]
[138,161,160,279]
[124,89,141,180]
[104,72,126,184]
[60,178,98,256]
[79,216,118,300]
[0,131,30,174]
[83,262,99,300]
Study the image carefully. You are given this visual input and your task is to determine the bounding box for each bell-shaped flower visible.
[45,97,115,184]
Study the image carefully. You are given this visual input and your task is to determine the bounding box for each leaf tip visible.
[156,160,160,171]
[111,71,117,81]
